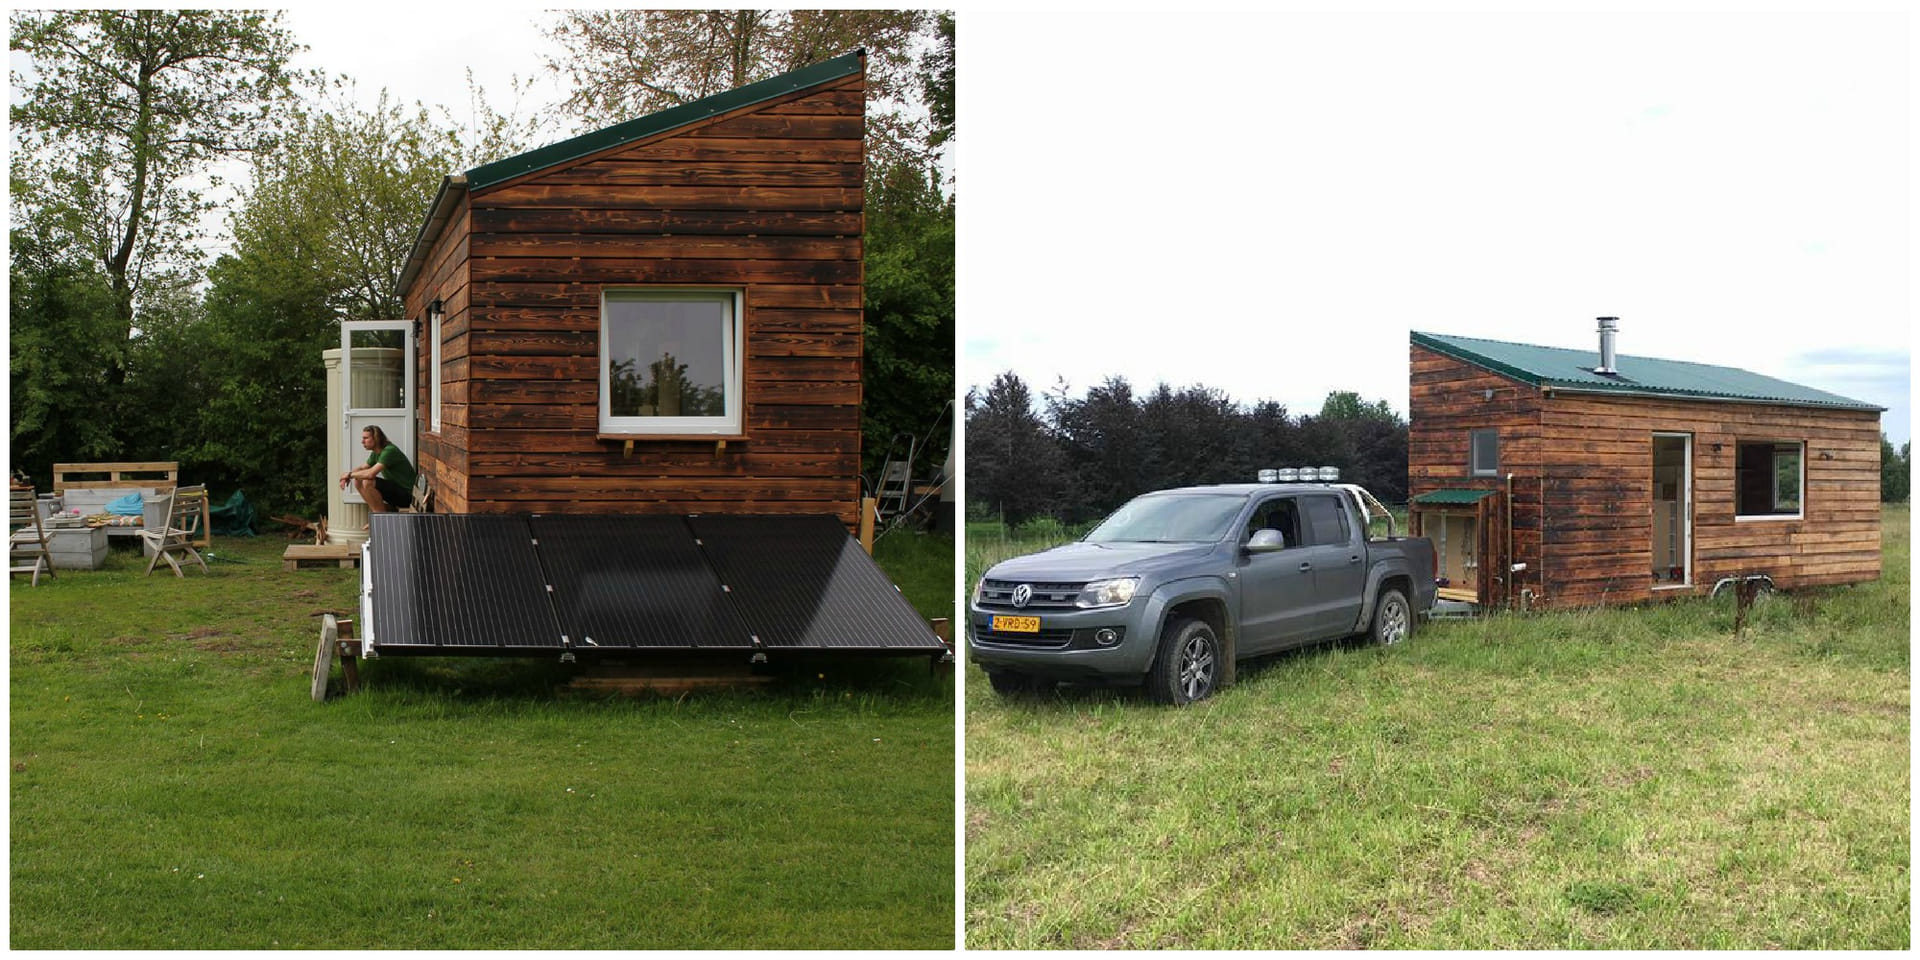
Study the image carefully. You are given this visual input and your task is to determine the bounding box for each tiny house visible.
[395,53,869,525]
[1408,320,1883,610]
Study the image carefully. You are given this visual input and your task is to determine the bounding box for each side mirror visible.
[1246,528,1286,553]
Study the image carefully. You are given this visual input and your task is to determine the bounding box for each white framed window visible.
[430,308,442,433]
[599,288,743,436]
[1469,428,1499,476]
[1735,440,1803,520]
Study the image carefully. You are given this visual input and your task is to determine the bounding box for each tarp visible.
[210,490,256,536]
[105,491,144,515]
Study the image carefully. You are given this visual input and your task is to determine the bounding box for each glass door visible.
[341,321,414,505]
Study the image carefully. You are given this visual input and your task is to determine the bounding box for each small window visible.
[599,289,743,436]
[1736,441,1803,519]
[430,309,442,434]
[1301,495,1350,546]
[1470,428,1500,476]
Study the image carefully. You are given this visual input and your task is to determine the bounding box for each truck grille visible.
[978,579,1084,610]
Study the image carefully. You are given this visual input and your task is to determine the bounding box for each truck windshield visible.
[1084,494,1246,543]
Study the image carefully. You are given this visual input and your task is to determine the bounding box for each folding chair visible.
[141,484,211,578]
[10,486,55,586]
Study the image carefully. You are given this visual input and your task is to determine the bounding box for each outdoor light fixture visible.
[1257,469,1279,483]
[415,299,444,342]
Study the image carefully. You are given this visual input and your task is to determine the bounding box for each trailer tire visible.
[1146,617,1220,705]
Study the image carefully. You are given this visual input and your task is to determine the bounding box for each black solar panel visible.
[362,513,944,658]
[688,514,944,650]
[532,515,752,649]
[366,514,563,650]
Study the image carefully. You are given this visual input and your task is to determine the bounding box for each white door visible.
[341,320,415,505]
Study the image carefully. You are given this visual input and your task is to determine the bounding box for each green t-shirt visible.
[366,443,416,492]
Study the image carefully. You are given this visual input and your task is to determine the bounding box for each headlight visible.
[1075,577,1140,608]
[971,577,986,605]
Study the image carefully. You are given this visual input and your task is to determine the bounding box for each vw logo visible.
[1011,584,1033,608]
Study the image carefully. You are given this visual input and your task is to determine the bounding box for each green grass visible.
[12,529,955,949]
[964,505,1909,949]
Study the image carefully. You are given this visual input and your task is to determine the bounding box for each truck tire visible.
[1369,587,1412,647]
[986,670,1049,698]
[1146,618,1220,705]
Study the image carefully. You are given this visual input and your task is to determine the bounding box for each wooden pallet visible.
[283,543,362,570]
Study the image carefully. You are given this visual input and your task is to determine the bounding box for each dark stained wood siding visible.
[1407,344,1544,604]
[1538,393,1880,605]
[420,71,865,526]
[406,195,472,513]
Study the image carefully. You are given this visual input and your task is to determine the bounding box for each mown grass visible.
[964,505,1909,949]
[12,529,954,949]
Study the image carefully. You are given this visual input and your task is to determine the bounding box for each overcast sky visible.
[960,7,1913,446]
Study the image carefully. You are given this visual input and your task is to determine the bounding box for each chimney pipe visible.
[1595,316,1618,374]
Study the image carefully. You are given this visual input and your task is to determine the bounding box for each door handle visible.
[1298,562,1312,572]
[1349,555,1361,564]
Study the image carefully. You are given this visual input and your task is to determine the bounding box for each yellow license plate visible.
[991,615,1041,633]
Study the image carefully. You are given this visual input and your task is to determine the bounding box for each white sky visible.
[959,6,1914,446]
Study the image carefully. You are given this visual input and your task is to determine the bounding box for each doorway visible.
[1651,433,1692,588]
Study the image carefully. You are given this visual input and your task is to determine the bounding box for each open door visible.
[341,320,414,505]
[1651,433,1692,589]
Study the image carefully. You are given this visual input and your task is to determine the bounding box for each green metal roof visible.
[1410,488,1499,505]
[465,51,864,191]
[1411,331,1883,412]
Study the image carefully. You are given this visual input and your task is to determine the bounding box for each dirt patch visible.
[290,589,318,599]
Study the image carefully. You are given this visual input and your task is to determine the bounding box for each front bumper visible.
[966,599,1160,681]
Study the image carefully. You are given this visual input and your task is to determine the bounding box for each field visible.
[964,506,1909,949]
[11,527,955,950]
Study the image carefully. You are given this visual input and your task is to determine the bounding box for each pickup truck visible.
[968,481,1436,705]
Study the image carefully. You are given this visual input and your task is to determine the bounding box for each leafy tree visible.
[1882,433,1910,503]
[9,9,306,375]
[8,220,122,482]
[541,9,936,169]
[920,12,955,153]
[862,159,955,481]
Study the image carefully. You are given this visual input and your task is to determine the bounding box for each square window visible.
[1735,441,1803,518]
[1469,428,1499,476]
[599,289,743,435]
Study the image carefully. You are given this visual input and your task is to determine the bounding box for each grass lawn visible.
[12,526,955,949]
[964,506,1909,949]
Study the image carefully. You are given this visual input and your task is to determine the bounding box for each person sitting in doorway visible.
[340,425,416,513]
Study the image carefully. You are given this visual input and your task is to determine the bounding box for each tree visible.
[10,10,306,375]
[1882,433,1910,503]
[965,373,1068,523]
[542,9,935,169]
[8,219,122,482]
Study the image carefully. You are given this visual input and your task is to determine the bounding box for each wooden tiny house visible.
[395,53,868,524]
[1409,321,1883,610]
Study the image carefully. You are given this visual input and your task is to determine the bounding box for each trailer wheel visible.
[313,614,337,702]
[1370,588,1412,647]
[1146,618,1219,705]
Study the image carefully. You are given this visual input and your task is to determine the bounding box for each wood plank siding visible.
[1407,344,1544,605]
[406,195,472,512]
[1537,394,1879,606]
[406,70,866,526]
[1409,342,1881,610]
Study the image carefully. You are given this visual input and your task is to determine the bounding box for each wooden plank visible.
[467,427,860,456]
[747,331,861,358]
[691,114,862,140]
[471,234,860,261]
[749,284,862,309]
[469,330,594,357]
[467,451,856,476]
[531,161,864,188]
[471,207,861,236]
[476,184,861,211]
[470,257,859,285]
[623,136,863,164]
[475,475,854,500]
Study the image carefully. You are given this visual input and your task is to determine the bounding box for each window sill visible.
[1734,514,1803,522]
[597,433,749,443]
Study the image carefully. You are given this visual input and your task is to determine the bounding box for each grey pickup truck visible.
[968,479,1436,705]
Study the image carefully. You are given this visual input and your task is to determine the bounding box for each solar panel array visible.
[365,513,944,656]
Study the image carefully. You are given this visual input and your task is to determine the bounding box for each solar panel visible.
[532,514,752,649]
[688,514,944,651]
[366,514,563,651]
[362,513,944,659]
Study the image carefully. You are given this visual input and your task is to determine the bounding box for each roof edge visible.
[1410,330,1543,386]
[464,50,865,192]
[395,174,468,299]
[1540,382,1886,413]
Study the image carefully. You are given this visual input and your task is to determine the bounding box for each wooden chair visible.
[141,484,211,578]
[10,485,55,586]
